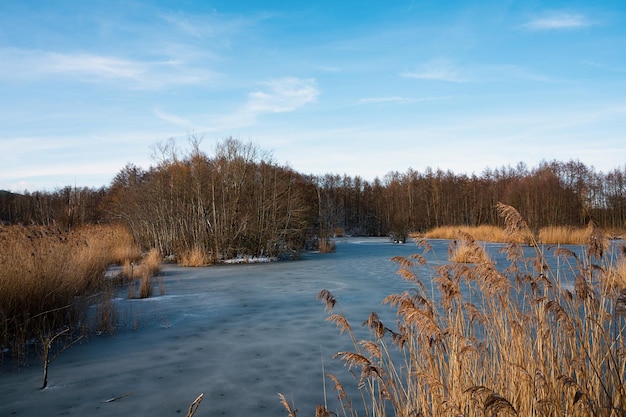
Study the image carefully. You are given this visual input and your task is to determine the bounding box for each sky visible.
[1,1,625,192]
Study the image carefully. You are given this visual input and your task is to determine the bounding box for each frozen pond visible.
[0,237,592,416]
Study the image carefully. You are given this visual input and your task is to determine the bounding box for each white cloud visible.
[521,12,592,30]
[402,60,469,83]
[582,60,626,73]
[153,108,192,127]
[46,53,145,78]
[357,96,448,105]
[0,48,143,79]
[244,77,319,114]
[0,48,217,89]
[161,14,215,39]
[358,96,412,104]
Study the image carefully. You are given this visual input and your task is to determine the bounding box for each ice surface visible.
[0,237,582,416]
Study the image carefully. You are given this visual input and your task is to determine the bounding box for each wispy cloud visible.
[0,48,218,89]
[161,13,215,39]
[358,96,411,105]
[357,96,448,105]
[153,108,191,127]
[401,60,469,83]
[521,11,593,30]
[47,53,145,78]
[159,9,272,46]
[582,60,626,73]
[199,77,320,131]
[244,77,319,114]
[489,64,566,83]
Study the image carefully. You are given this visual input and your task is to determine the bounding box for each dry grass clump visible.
[297,202,626,417]
[421,224,506,242]
[319,237,336,253]
[538,225,592,244]
[422,224,535,244]
[178,247,211,267]
[125,248,163,299]
[604,256,626,291]
[601,226,626,240]
[0,224,140,363]
[448,231,492,263]
[422,224,611,245]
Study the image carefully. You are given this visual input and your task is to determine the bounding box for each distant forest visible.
[2,138,625,259]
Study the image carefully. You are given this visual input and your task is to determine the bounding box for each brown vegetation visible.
[124,248,163,299]
[421,225,507,242]
[314,160,626,239]
[318,237,336,254]
[421,223,625,245]
[447,231,492,263]
[302,203,626,417]
[178,247,212,267]
[2,154,626,255]
[108,138,312,262]
[0,224,140,363]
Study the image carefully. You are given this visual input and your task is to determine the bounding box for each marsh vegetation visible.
[303,204,626,417]
[2,139,626,415]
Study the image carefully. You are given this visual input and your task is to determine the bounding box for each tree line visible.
[2,138,625,257]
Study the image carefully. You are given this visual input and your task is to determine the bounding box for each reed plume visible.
[302,202,626,417]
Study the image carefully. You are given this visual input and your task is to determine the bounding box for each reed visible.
[301,203,626,417]
[0,224,140,363]
[319,237,336,254]
[178,247,211,267]
[538,225,590,244]
[421,224,507,242]
[125,248,163,299]
[421,223,622,245]
[448,230,492,263]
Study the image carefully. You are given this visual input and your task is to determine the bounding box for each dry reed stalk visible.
[309,202,626,417]
[126,248,162,299]
[319,237,336,254]
[138,272,153,299]
[447,231,492,264]
[186,393,204,417]
[422,225,506,242]
[278,393,299,417]
[538,225,589,244]
[0,224,140,362]
[605,256,626,291]
[178,247,211,267]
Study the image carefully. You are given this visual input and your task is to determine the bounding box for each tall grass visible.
[125,248,163,299]
[319,237,336,254]
[301,203,626,417]
[178,247,212,267]
[447,230,492,264]
[0,224,141,362]
[423,223,625,245]
[421,224,508,242]
[539,225,592,245]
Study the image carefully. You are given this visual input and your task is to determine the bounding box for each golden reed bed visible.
[292,204,626,417]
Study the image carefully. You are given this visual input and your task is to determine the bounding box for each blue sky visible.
[1,1,625,192]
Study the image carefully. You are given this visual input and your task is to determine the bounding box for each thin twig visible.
[187,393,204,417]
[102,391,134,403]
